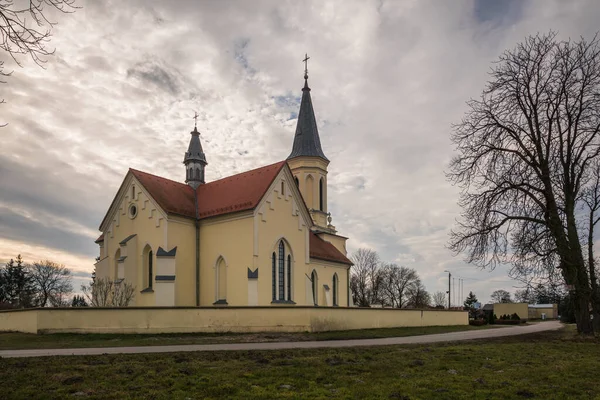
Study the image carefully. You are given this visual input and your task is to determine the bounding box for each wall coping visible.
[0,306,467,313]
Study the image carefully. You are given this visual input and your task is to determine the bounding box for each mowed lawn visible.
[0,324,498,350]
[1,326,599,399]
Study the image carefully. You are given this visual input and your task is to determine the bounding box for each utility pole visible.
[444,270,451,309]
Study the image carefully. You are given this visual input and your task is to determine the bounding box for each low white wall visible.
[0,307,468,334]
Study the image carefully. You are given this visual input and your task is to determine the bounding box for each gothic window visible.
[131,185,135,200]
[281,181,285,195]
[216,257,227,302]
[278,241,285,301]
[306,175,314,209]
[287,255,292,301]
[311,270,318,305]
[142,245,153,289]
[271,252,276,301]
[114,249,121,282]
[195,168,200,179]
[333,273,339,306]
[294,176,299,187]
[319,178,324,211]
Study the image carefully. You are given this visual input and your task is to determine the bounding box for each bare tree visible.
[406,281,431,309]
[0,0,78,122]
[81,277,135,307]
[380,264,420,308]
[350,249,379,307]
[448,32,600,334]
[432,291,447,308]
[490,289,512,304]
[29,260,72,307]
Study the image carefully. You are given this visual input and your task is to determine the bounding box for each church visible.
[94,68,353,308]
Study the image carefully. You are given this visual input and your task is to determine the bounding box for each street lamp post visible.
[443,270,451,309]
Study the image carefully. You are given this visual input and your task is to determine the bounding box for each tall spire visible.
[288,54,328,161]
[183,120,208,189]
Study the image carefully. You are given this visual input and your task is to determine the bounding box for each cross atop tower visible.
[303,53,310,80]
[192,111,199,129]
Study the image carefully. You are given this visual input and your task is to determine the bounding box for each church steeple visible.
[287,54,328,161]
[183,120,207,189]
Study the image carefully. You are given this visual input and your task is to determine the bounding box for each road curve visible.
[0,321,562,359]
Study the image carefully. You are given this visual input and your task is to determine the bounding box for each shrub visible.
[511,313,521,320]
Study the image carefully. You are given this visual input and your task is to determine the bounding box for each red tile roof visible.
[95,233,104,243]
[127,161,287,221]
[309,232,353,265]
[101,161,351,265]
[197,161,286,218]
[130,169,196,219]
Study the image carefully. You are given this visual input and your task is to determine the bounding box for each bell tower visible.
[287,54,335,234]
[183,116,207,189]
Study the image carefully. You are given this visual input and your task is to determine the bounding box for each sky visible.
[1,0,599,304]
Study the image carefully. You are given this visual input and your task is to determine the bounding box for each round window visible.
[128,204,138,219]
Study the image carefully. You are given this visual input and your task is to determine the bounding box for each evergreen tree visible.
[464,291,478,309]
[4,255,34,308]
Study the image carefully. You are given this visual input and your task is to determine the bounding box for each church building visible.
[94,68,352,308]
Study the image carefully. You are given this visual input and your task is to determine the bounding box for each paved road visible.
[0,321,562,358]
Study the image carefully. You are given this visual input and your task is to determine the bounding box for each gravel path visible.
[0,321,562,358]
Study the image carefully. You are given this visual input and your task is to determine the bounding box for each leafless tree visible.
[0,0,78,122]
[81,277,135,307]
[432,291,447,308]
[448,32,600,334]
[406,281,431,309]
[380,263,420,308]
[28,260,72,307]
[490,289,512,304]
[350,249,379,307]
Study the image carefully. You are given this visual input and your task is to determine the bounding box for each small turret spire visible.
[183,116,207,189]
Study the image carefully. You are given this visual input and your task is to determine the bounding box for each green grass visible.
[1,325,599,399]
[0,324,498,350]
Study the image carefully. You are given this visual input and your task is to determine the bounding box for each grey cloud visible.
[0,207,96,258]
[127,60,181,95]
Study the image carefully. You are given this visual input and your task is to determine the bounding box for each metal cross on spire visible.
[192,110,199,129]
[303,53,310,80]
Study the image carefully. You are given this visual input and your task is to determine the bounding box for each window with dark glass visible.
[272,252,276,301]
[278,241,285,301]
[287,255,291,301]
[148,250,153,289]
[319,178,324,211]
[333,273,338,306]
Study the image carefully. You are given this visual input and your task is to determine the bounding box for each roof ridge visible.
[129,168,190,188]
[199,160,286,189]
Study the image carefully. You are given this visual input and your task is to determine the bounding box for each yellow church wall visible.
[307,259,350,307]
[0,308,468,334]
[165,216,197,307]
[287,157,329,214]
[198,212,254,306]
[97,175,172,307]
[254,170,313,306]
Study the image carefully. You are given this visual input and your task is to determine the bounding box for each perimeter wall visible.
[0,307,468,334]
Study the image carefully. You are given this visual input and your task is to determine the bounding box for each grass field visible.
[0,324,497,350]
[1,325,599,399]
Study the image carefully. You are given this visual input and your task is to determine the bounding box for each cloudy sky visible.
[1,0,599,304]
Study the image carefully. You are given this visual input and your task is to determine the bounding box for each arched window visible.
[114,249,121,282]
[271,252,276,301]
[311,270,318,306]
[294,176,299,187]
[278,241,285,301]
[333,273,339,306]
[287,255,292,301]
[306,175,314,209]
[195,168,200,179]
[281,181,285,195]
[216,257,227,302]
[131,185,135,200]
[142,245,153,289]
[319,178,324,211]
